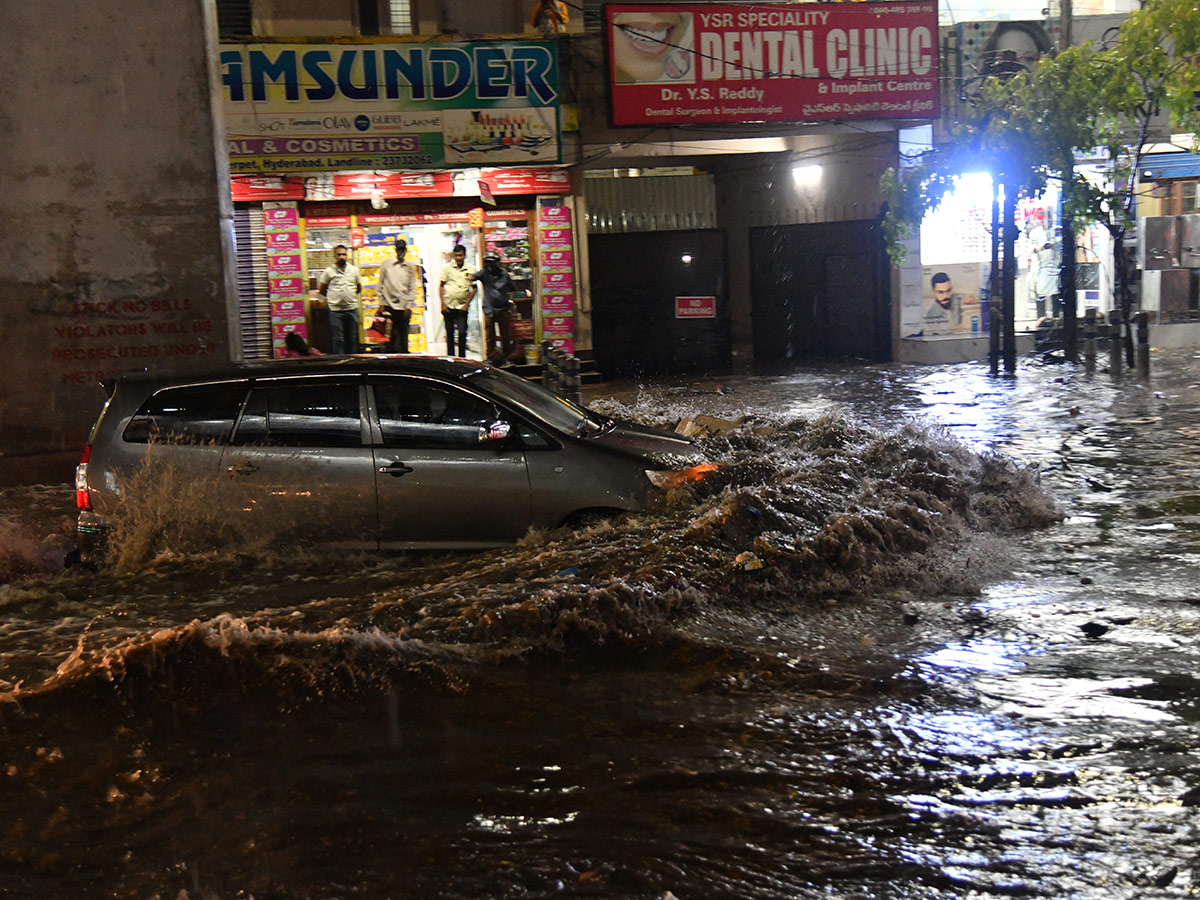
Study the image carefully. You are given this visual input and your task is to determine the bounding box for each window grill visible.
[387,0,413,34]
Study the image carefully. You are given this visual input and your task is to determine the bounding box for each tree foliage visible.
[882,0,1200,261]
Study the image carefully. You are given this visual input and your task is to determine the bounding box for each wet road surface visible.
[1,351,1199,898]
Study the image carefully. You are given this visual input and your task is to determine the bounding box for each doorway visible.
[749,219,890,362]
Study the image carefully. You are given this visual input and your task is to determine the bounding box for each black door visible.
[749,219,890,362]
[589,229,730,377]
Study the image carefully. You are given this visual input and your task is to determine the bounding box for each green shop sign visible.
[220,42,562,173]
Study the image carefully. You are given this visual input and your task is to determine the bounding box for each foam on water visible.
[0,408,1059,706]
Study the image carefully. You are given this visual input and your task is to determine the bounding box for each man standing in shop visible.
[380,238,416,353]
[318,244,362,354]
[439,244,474,357]
[473,251,525,365]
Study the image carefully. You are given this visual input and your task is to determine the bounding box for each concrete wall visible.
[1,0,234,484]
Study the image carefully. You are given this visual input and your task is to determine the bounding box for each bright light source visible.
[792,164,822,187]
[681,253,693,264]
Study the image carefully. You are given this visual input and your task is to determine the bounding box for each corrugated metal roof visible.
[584,174,717,233]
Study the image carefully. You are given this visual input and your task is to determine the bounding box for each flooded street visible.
[2,350,1200,899]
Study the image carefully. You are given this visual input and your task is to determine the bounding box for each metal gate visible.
[749,219,890,362]
[589,229,730,377]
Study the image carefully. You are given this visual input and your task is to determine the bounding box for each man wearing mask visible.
[472,251,526,365]
[379,238,416,353]
[318,244,362,354]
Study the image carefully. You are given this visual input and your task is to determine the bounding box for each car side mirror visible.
[480,420,511,442]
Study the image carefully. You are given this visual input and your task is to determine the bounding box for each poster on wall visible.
[264,203,308,356]
[220,42,562,173]
[920,263,984,336]
[538,202,576,354]
[605,2,939,127]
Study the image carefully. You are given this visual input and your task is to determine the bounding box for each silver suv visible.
[75,356,708,559]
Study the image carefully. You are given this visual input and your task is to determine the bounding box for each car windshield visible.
[464,366,612,437]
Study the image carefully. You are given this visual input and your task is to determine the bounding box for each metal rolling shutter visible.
[233,206,271,359]
[216,0,253,38]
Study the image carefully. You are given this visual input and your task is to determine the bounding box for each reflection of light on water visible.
[904,710,1029,755]
[921,639,1024,674]
[471,811,578,833]
[983,676,1175,724]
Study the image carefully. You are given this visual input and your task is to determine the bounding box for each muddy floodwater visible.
[2,350,1200,899]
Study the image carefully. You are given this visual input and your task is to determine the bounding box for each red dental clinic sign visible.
[606,1,939,127]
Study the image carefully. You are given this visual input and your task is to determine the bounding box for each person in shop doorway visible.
[282,331,322,357]
[318,244,362,354]
[439,244,474,357]
[472,251,526,365]
[380,238,416,353]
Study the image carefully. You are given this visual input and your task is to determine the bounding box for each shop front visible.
[898,170,1112,363]
[231,169,580,362]
[220,39,584,363]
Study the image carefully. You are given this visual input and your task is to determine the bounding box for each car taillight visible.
[76,444,92,511]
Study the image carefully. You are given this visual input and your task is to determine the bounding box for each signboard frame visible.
[604,2,939,127]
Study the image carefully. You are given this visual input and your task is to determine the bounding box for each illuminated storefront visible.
[221,40,582,360]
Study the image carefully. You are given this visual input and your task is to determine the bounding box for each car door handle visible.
[379,461,414,477]
[227,461,258,477]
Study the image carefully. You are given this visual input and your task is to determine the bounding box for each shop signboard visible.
[233,177,306,201]
[483,168,571,195]
[605,2,938,127]
[541,293,573,313]
[269,276,305,298]
[537,200,577,350]
[675,295,716,318]
[539,227,572,248]
[265,230,300,252]
[539,205,571,226]
[262,201,308,356]
[273,322,309,342]
[264,207,300,230]
[331,171,455,199]
[305,215,352,227]
[541,272,574,292]
[267,253,302,273]
[355,209,525,226]
[220,41,562,173]
[543,315,574,333]
[541,249,574,271]
[271,299,306,321]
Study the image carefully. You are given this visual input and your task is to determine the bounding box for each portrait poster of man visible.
[921,263,983,336]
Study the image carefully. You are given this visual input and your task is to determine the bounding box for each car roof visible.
[106,354,494,392]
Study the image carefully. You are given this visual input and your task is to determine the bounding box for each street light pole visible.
[1058,0,1079,362]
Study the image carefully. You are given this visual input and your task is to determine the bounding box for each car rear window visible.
[234,383,364,447]
[123,383,247,445]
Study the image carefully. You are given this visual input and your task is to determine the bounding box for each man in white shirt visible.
[318,244,362,354]
[379,239,416,353]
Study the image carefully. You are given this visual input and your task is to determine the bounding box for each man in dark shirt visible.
[472,252,525,364]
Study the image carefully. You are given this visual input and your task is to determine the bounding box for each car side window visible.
[372,380,496,450]
[234,382,363,447]
[512,420,556,449]
[123,384,247,445]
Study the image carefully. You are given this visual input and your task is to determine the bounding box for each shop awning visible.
[1141,152,1200,181]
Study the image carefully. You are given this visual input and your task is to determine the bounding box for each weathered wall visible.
[0,0,235,484]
